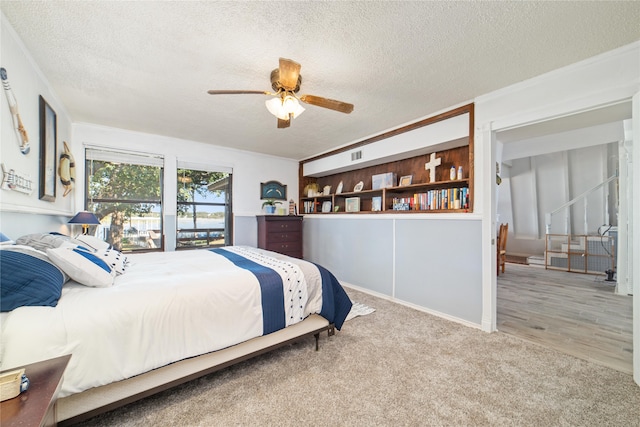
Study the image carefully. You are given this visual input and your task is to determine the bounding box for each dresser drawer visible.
[267,231,301,243]
[265,241,302,255]
[264,220,302,233]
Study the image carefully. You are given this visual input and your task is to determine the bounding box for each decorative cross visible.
[424,152,441,183]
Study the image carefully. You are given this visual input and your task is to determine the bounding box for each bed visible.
[0,237,352,425]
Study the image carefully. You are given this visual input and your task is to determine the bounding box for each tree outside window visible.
[86,149,163,252]
[176,168,232,249]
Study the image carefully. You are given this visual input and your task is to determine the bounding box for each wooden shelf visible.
[300,178,471,214]
[385,179,469,193]
[299,103,474,215]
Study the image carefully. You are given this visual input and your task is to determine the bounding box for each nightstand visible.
[1,354,71,427]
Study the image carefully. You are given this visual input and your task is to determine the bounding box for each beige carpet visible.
[75,288,639,426]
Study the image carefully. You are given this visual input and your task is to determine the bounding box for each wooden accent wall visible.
[299,103,474,212]
[313,145,468,194]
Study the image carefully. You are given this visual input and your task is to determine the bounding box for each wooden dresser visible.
[257,215,303,259]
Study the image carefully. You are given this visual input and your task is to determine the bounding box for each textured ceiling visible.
[2,1,639,160]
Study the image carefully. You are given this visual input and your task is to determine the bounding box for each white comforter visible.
[0,247,324,397]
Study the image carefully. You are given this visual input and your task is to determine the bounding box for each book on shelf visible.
[393,186,469,211]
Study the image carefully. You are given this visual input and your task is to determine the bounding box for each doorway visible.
[493,102,635,375]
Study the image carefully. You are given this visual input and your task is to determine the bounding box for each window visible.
[86,148,164,252]
[176,164,232,249]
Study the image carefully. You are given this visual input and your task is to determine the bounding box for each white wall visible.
[498,142,618,256]
[0,14,299,247]
[303,112,470,176]
[0,14,74,222]
[72,123,299,249]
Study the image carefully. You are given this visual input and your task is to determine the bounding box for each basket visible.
[0,368,26,401]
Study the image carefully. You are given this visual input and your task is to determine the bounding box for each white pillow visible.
[47,247,116,288]
[93,248,129,275]
[16,233,84,252]
[74,234,111,252]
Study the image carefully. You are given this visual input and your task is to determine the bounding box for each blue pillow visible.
[0,249,65,312]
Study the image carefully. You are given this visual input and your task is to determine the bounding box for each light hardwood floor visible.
[497,263,633,374]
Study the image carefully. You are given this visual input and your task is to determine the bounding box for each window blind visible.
[176,160,232,174]
[85,147,164,167]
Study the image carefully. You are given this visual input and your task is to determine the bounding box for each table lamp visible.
[68,211,101,235]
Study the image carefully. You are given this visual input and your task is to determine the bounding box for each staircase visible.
[544,174,618,275]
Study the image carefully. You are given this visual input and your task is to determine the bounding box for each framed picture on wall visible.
[260,180,287,200]
[39,95,56,201]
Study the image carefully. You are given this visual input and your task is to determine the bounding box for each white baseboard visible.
[341,281,483,331]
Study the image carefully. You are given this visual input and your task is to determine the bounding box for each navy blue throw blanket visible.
[211,248,352,334]
[313,263,352,331]
[211,248,285,334]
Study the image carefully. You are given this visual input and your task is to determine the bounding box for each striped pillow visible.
[0,246,66,312]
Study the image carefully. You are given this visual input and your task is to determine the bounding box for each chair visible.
[497,223,508,275]
[147,230,161,249]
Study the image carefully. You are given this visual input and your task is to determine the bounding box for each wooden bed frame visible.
[57,314,334,426]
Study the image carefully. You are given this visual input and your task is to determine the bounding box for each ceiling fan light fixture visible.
[265,95,305,120]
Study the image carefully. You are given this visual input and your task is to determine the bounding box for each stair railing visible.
[545,172,618,235]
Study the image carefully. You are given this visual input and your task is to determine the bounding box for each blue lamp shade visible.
[0,232,12,243]
[68,211,101,235]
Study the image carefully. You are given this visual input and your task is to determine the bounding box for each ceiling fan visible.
[207,58,354,129]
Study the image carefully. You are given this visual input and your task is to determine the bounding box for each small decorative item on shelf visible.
[303,182,319,197]
[322,201,332,212]
[288,199,297,215]
[399,175,412,186]
[424,152,441,183]
[261,199,282,214]
[392,200,411,211]
[450,166,456,180]
[346,197,360,212]
[372,196,382,211]
[372,173,396,190]
[457,166,463,180]
[323,185,331,195]
[353,181,364,192]
[336,181,343,194]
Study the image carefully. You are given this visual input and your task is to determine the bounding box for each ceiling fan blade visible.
[277,117,291,129]
[299,94,354,114]
[278,58,301,90]
[207,90,269,95]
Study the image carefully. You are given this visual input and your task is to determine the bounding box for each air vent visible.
[351,150,362,161]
